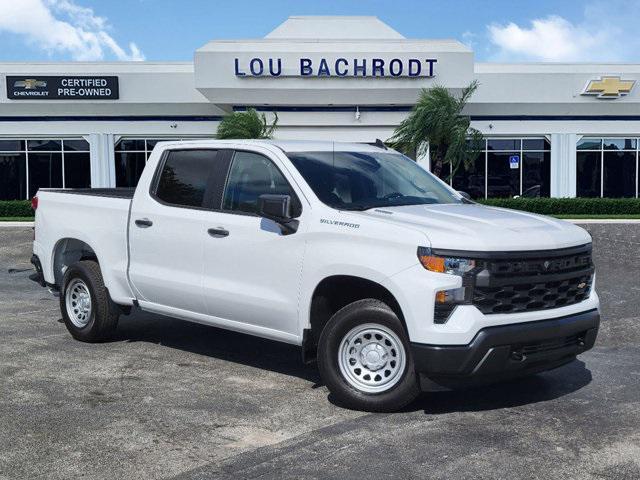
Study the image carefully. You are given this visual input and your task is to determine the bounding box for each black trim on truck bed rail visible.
[38,188,135,199]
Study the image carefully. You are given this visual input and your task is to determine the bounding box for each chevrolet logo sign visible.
[583,76,635,98]
[14,79,47,89]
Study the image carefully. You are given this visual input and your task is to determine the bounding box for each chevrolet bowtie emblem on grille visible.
[578,282,587,289]
[583,76,635,98]
[14,79,47,89]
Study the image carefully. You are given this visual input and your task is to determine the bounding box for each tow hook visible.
[510,349,527,362]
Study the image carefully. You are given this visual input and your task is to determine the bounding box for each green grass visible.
[0,217,35,222]
[552,214,640,219]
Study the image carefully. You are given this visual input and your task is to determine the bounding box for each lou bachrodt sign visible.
[234,57,437,78]
[6,76,119,100]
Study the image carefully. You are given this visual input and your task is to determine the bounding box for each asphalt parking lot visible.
[1,223,639,480]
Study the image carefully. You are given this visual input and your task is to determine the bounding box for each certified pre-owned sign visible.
[6,76,119,100]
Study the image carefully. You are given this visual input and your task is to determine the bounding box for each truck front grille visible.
[484,250,592,278]
[469,244,594,315]
[473,273,593,314]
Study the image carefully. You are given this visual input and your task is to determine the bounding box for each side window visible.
[223,151,296,214]
[155,149,217,208]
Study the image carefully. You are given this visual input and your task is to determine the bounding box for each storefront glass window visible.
[64,152,92,188]
[28,140,63,151]
[522,138,551,151]
[0,140,25,151]
[487,152,520,197]
[63,139,90,151]
[0,138,90,200]
[522,152,551,197]
[603,151,636,197]
[115,152,147,188]
[487,139,520,151]
[0,153,27,201]
[576,138,638,198]
[447,137,550,199]
[603,138,636,151]
[576,152,601,197]
[28,152,63,197]
[115,139,146,151]
[577,138,602,150]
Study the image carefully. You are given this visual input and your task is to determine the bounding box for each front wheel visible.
[60,260,119,342]
[317,299,420,412]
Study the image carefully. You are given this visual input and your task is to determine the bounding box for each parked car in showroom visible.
[30,140,599,412]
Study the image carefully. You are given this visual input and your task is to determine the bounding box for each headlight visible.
[417,247,476,324]
[417,247,475,276]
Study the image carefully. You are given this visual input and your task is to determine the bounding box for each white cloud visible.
[461,31,478,50]
[488,16,600,61]
[0,0,145,61]
[486,1,640,62]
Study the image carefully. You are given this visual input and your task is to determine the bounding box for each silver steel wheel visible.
[65,278,92,328]
[338,323,406,394]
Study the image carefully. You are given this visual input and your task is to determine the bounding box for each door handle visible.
[208,227,229,238]
[135,218,153,228]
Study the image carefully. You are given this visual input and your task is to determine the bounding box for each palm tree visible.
[389,81,483,179]
[216,108,278,139]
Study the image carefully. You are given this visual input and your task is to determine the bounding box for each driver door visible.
[201,150,306,338]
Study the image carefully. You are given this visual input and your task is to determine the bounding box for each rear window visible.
[155,150,217,208]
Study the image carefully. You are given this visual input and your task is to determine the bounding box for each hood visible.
[357,203,591,252]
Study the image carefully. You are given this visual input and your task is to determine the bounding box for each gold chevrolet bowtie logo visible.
[583,76,635,98]
[14,79,47,89]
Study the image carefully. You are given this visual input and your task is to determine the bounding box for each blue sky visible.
[1,0,639,62]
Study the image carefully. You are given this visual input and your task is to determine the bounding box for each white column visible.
[550,133,578,198]
[85,133,116,188]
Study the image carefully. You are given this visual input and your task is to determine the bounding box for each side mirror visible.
[258,194,299,234]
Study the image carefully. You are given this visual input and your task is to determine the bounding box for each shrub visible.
[0,200,33,217]
[477,198,640,215]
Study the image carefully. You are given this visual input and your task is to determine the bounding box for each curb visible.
[0,222,34,227]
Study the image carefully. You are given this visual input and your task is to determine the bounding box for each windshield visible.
[287,151,463,211]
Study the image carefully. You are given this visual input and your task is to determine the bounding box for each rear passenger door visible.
[201,150,306,338]
[128,148,229,315]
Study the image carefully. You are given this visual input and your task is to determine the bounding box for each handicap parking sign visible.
[509,155,520,169]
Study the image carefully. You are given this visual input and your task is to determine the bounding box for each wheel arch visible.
[51,237,99,287]
[302,274,406,363]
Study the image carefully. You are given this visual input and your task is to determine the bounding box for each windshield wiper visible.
[338,199,438,211]
[338,205,376,211]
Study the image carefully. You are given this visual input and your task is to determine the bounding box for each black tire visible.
[59,260,119,342]
[317,299,420,412]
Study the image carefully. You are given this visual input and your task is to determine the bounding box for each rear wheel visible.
[60,260,119,342]
[317,299,420,412]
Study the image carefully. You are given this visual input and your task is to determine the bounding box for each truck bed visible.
[39,188,135,199]
[33,188,135,304]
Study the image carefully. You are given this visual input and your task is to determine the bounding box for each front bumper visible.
[411,308,599,387]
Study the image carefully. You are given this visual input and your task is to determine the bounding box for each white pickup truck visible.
[31,140,600,411]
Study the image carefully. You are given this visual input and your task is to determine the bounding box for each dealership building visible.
[1,15,640,201]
